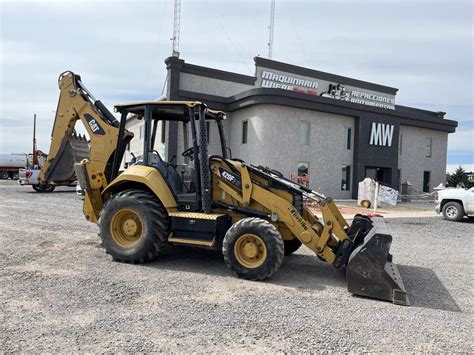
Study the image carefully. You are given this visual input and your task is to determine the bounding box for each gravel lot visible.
[1,180,473,352]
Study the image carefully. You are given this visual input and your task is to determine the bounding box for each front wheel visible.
[442,202,464,221]
[223,217,284,280]
[99,189,169,263]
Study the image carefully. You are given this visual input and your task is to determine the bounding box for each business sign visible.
[258,69,396,110]
[321,84,395,110]
[370,122,394,147]
[261,70,319,95]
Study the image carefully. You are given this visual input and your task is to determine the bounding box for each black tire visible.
[284,238,302,255]
[37,184,55,193]
[442,201,464,222]
[0,171,9,179]
[10,172,19,180]
[99,189,169,263]
[222,217,284,280]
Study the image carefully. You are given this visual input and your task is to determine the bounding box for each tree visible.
[447,166,469,187]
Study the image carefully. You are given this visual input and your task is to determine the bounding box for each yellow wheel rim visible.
[110,208,143,247]
[234,234,267,269]
[360,199,371,209]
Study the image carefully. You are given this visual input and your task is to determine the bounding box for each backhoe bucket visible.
[346,216,409,305]
[44,134,89,182]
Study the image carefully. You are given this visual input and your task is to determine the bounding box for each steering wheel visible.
[182,147,194,158]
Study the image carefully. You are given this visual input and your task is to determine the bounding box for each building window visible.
[399,134,403,155]
[300,121,310,145]
[139,125,144,139]
[341,165,351,191]
[206,121,211,143]
[160,121,166,143]
[423,171,431,192]
[242,120,248,144]
[425,137,432,157]
[345,127,352,150]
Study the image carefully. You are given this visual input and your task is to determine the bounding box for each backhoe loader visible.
[39,71,409,305]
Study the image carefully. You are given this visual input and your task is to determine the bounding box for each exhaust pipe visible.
[346,216,409,306]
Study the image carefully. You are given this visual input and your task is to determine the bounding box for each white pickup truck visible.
[435,187,474,221]
[18,168,56,192]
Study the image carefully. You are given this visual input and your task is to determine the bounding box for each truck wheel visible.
[10,172,19,180]
[284,238,302,255]
[442,202,464,221]
[37,184,55,193]
[223,217,284,280]
[0,171,9,179]
[99,189,169,263]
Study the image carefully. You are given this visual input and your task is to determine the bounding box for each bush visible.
[447,166,470,187]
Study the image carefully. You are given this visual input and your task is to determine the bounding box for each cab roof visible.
[114,100,226,120]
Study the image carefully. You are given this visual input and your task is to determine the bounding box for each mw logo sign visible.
[369,122,394,147]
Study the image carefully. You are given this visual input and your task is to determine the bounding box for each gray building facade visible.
[126,56,457,199]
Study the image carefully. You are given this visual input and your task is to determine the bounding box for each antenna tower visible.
[267,0,275,59]
[172,0,181,57]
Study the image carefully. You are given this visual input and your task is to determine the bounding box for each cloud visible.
[0,0,472,163]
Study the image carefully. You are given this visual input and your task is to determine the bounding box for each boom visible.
[39,71,132,222]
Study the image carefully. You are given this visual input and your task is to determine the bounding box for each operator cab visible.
[113,101,228,212]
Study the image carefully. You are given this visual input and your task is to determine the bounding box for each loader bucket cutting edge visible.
[346,216,410,306]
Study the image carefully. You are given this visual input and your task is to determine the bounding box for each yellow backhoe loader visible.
[39,71,409,305]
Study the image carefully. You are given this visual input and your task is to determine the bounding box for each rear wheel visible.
[99,189,169,263]
[442,202,464,221]
[37,184,55,193]
[223,217,284,280]
[284,238,302,255]
[0,171,9,179]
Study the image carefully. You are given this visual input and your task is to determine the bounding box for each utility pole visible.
[32,113,38,168]
[267,0,275,59]
[172,0,181,57]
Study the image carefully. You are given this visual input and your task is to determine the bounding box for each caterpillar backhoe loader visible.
[39,71,409,305]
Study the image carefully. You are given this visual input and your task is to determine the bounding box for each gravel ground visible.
[1,180,473,352]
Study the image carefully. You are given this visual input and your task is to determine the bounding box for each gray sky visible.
[1,0,472,164]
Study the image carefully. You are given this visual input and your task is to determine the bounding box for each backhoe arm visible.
[39,71,132,223]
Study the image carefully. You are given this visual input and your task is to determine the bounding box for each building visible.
[124,56,457,199]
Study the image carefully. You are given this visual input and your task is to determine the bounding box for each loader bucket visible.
[44,134,89,182]
[346,216,409,306]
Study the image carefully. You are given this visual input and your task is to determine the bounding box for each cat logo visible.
[84,113,105,136]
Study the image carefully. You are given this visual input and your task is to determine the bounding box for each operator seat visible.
[147,152,183,195]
